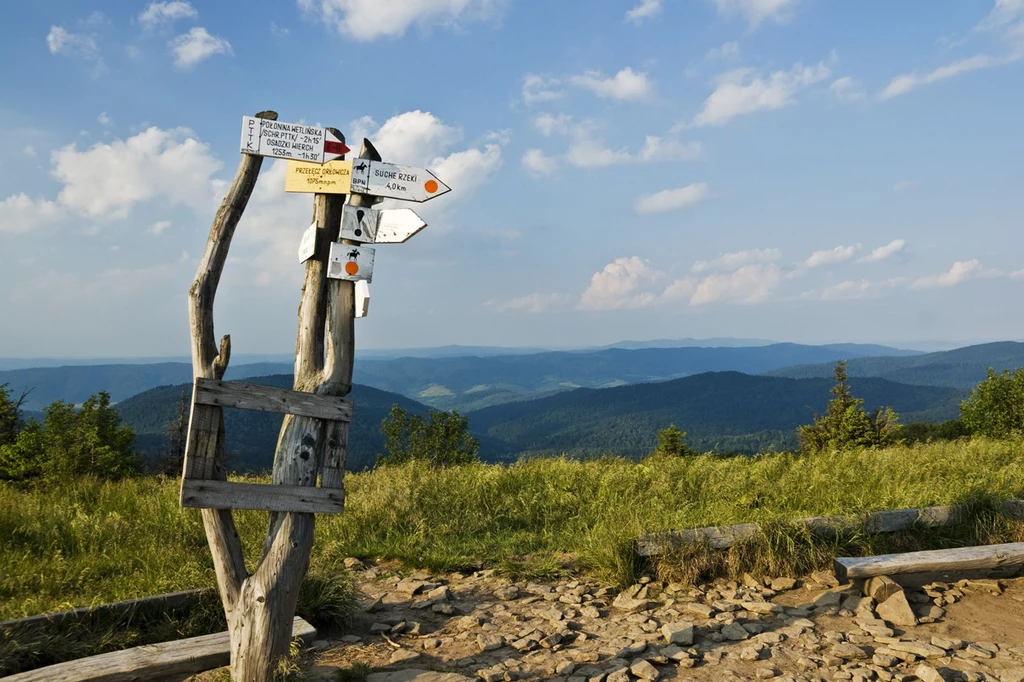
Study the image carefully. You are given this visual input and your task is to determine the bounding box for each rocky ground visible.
[299,560,1024,682]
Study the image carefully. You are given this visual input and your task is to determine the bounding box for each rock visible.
[912,664,944,682]
[1000,669,1024,682]
[811,569,840,587]
[756,668,777,679]
[962,643,995,659]
[581,605,603,618]
[556,661,577,676]
[344,557,365,570]
[495,585,520,600]
[914,604,945,622]
[511,637,537,652]
[432,603,454,615]
[875,591,917,627]
[814,590,844,607]
[661,621,695,645]
[541,633,563,649]
[367,671,472,682]
[886,641,946,659]
[832,643,869,660]
[721,622,749,641]
[396,579,429,595]
[477,668,504,682]
[740,646,764,661]
[630,659,660,680]
[616,641,648,658]
[771,577,797,591]
[477,634,505,652]
[370,622,392,633]
[865,576,902,603]
[612,593,651,612]
[743,601,784,615]
[685,602,716,618]
[856,618,894,637]
[422,638,442,650]
[872,653,897,667]
[389,649,423,664]
[606,667,630,682]
[930,636,962,651]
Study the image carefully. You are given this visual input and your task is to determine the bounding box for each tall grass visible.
[3,438,1024,623]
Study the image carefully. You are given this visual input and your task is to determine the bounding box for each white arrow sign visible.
[240,116,350,164]
[341,206,427,244]
[349,160,450,202]
[327,242,375,282]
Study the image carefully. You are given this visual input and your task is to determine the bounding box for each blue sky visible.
[1,0,1022,357]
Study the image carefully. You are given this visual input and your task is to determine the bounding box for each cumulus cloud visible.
[709,0,802,28]
[522,149,558,177]
[531,119,700,171]
[139,1,198,28]
[910,260,983,289]
[692,248,780,273]
[47,26,99,59]
[0,194,66,234]
[689,60,831,127]
[533,113,573,137]
[634,183,710,214]
[522,74,564,105]
[579,257,661,310]
[51,126,223,220]
[298,0,501,41]
[830,76,865,102]
[706,41,740,61]
[570,67,654,101]
[687,263,782,305]
[638,136,703,162]
[170,27,232,68]
[626,0,662,23]
[804,244,859,268]
[807,277,908,301]
[860,239,906,263]
[149,220,172,235]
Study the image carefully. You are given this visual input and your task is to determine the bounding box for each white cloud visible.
[47,26,99,59]
[570,67,653,101]
[709,0,801,27]
[910,260,982,289]
[564,135,634,169]
[879,54,1020,100]
[522,74,564,105]
[638,136,703,162]
[0,194,66,234]
[706,41,740,61]
[149,220,172,235]
[626,0,662,23]
[688,263,782,305]
[170,27,232,68]
[830,76,865,102]
[431,144,502,197]
[634,183,710,215]
[860,239,906,263]
[50,126,223,220]
[97,112,112,127]
[806,277,908,301]
[522,149,558,177]
[492,293,573,314]
[139,2,198,28]
[363,110,462,165]
[804,244,858,268]
[298,0,501,41]
[533,113,573,137]
[692,248,780,273]
[579,257,661,310]
[690,61,831,127]
[23,146,36,157]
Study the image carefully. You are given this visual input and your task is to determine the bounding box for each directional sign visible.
[327,242,375,282]
[240,116,350,164]
[285,159,353,194]
[355,280,370,318]
[341,205,427,244]
[349,160,450,202]
[297,223,317,263]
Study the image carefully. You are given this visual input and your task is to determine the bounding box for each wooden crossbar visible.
[835,542,1024,582]
[179,378,352,514]
[193,378,353,421]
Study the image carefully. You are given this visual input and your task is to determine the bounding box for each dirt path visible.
[300,563,1024,681]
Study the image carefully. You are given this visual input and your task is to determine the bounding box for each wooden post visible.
[186,113,375,680]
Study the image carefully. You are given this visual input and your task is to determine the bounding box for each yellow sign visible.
[285,159,353,194]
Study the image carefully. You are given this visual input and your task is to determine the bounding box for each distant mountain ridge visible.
[766,341,1024,389]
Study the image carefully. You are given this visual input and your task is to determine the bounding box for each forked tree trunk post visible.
[187,110,375,680]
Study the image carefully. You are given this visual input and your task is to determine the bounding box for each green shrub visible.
[797,361,901,453]
[961,367,1024,439]
[651,424,696,457]
[379,405,479,467]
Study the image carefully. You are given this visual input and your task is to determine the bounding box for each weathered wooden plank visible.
[2,617,315,682]
[320,419,348,490]
[181,401,224,484]
[180,480,345,514]
[194,378,353,422]
[835,542,1024,582]
[0,589,210,631]
[636,500,1024,556]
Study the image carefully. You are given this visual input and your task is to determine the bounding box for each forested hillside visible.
[469,372,965,458]
[767,341,1024,388]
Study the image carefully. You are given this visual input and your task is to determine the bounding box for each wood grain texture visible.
[0,589,210,631]
[636,500,1024,556]
[835,542,1024,581]
[194,378,353,422]
[2,617,315,682]
[181,479,345,513]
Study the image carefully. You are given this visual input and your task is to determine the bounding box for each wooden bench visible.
[834,542,1024,582]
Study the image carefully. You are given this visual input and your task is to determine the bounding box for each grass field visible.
[4,437,1024,621]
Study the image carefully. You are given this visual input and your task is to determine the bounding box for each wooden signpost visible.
[183,109,448,680]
